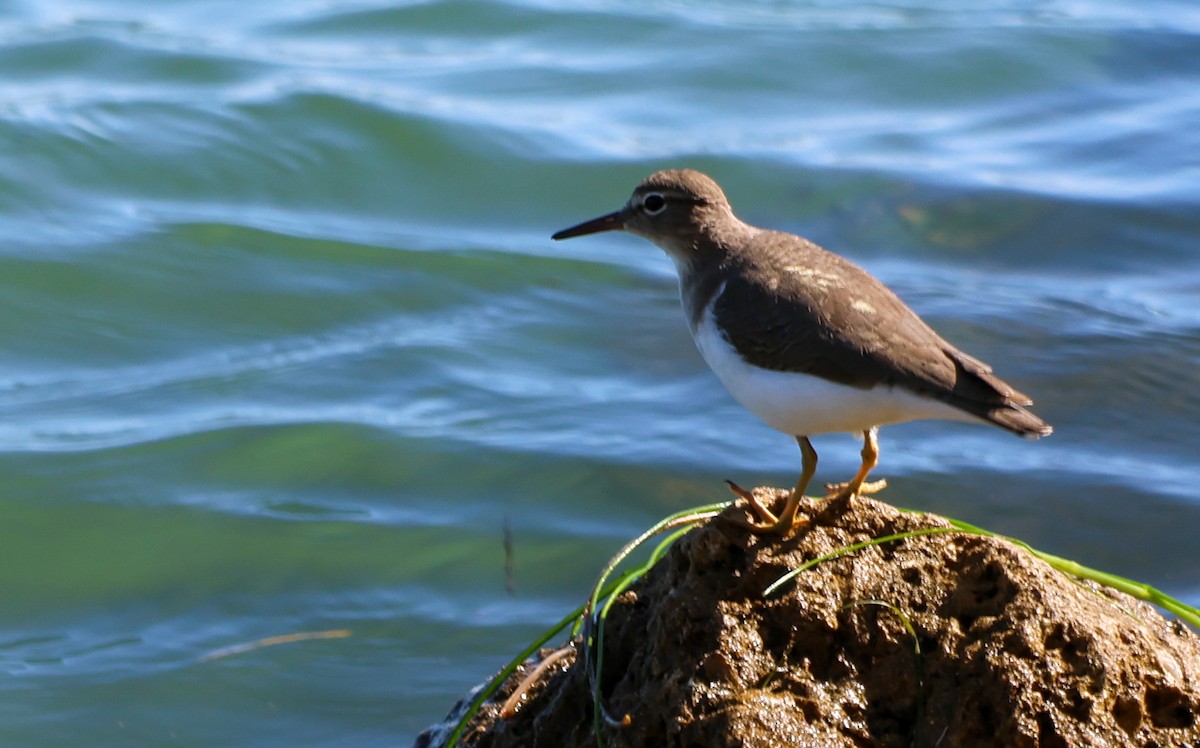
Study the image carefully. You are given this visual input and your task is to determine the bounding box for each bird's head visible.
[552,169,742,268]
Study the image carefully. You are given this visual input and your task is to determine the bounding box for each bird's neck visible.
[637,214,757,331]
[659,219,755,331]
[675,260,726,332]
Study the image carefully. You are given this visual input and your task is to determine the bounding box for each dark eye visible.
[642,193,667,215]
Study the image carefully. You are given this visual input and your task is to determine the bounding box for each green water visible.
[2,1,1199,744]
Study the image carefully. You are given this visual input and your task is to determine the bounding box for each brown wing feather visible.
[712,232,1051,438]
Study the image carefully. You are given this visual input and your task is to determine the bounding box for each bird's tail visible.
[987,404,1053,439]
[945,348,1052,439]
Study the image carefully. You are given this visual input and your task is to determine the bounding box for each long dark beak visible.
[551,209,626,240]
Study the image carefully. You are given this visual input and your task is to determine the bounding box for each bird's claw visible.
[823,477,887,501]
[724,482,809,535]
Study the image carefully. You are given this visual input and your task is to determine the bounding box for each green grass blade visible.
[936,516,1200,630]
[763,526,956,597]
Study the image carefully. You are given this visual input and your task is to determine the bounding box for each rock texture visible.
[426,489,1200,747]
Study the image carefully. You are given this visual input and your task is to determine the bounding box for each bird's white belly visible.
[691,303,976,436]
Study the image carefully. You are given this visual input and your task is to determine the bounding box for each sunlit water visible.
[1,1,1198,744]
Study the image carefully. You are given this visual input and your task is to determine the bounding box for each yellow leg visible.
[729,436,817,534]
[826,427,882,505]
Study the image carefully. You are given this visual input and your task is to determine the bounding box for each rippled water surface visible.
[2,1,1199,744]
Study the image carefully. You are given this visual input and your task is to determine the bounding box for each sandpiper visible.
[552,169,1051,533]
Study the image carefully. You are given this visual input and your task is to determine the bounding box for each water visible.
[2,1,1198,744]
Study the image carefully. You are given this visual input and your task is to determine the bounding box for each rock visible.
[423,489,1200,747]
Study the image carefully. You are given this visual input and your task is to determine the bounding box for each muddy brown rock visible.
[425,490,1200,747]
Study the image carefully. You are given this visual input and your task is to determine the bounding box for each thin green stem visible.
[764,526,957,597]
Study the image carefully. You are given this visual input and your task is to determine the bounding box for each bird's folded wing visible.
[711,261,1027,414]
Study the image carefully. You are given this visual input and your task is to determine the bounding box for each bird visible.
[552,169,1051,533]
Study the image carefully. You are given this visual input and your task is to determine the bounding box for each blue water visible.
[1,1,1198,744]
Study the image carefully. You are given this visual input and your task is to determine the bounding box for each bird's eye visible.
[642,193,667,215]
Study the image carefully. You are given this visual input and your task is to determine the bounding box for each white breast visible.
[689,286,978,436]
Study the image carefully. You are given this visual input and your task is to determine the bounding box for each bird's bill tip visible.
[551,210,625,240]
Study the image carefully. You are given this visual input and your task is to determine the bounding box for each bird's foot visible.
[724,481,810,535]
[823,477,887,501]
[725,480,756,503]
[821,477,886,517]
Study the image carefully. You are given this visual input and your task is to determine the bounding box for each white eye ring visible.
[642,193,667,216]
